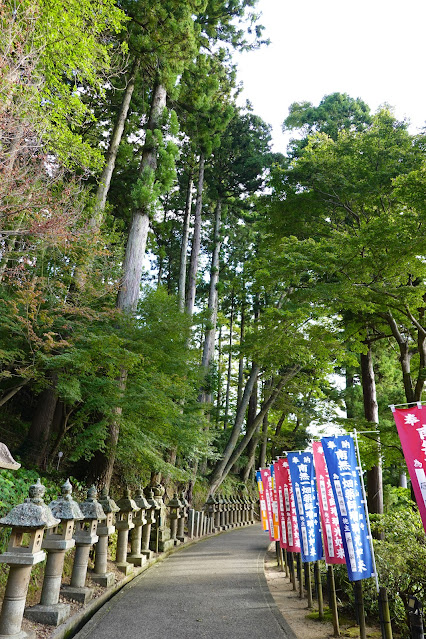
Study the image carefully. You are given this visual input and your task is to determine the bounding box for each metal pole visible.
[279,546,285,572]
[275,540,280,566]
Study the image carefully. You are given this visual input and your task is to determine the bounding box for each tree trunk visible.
[210,365,302,492]
[271,411,287,459]
[201,200,222,373]
[186,154,205,317]
[237,304,245,406]
[242,422,260,483]
[208,363,260,490]
[20,373,58,467]
[91,58,140,231]
[178,171,193,311]
[360,344,384,518]
[223,294,234,429]
[258,411,269,469]
[95,81,167,488]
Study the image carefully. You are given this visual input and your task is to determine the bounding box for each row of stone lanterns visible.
[0,479,256,639]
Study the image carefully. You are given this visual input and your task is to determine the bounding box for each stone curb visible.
[50,523,256,639]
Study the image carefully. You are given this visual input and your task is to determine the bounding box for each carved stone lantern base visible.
[140,549,153,560]
[0,630,35,639]
[115,561,134,576]
[127,553,146,567]
[60,585,93,605]
[91,571,115,588]
[158,538,175,552]
[24,602,70,627]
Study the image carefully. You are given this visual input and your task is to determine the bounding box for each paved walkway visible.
[75,525,296,639]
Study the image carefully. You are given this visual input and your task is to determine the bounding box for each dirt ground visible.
[264,545,382,639]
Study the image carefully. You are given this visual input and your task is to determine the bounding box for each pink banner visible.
[312,441,346,564]
[256,470,269,531]
[279,458,301,552]
[260,467,275,541]
[392,405,426,533]
[273,460,288,549]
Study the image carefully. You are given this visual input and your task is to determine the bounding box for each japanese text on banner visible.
[260,467,275,542]
[287,452,323,562]
[273,460,288,549]
[270,464,281,541]
[321,436,374,581]
[256,470,269,531]
[312,441,345,565]
[391,406,426,534]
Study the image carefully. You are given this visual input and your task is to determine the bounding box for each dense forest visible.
[2,0,426,513]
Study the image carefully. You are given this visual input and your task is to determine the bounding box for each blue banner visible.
[287,452,323,562]
[321,435,374,581]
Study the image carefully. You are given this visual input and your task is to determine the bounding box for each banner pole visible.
[298,553,303,599]
[305,562,313,608]
[290,552,297,590]
[328,565,340,636]
[314,560,324,619]
[354,580,367,639]
[352,430,380,593]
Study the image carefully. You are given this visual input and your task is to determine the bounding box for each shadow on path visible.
[73,525,297,639]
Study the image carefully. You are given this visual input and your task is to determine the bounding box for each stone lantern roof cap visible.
[79,485,106,521]
[49,478,84,521]
[134,488,150,510]
[0,479,60,530]
[168,493,183,509]
[145,488,160,510]
[205,494,216,505]
[98,487,119,514]
[116,488,140,513]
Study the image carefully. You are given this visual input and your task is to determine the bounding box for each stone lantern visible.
[204,495,215,534]
[167,494,182,545]
[243,496,250,524]
[141,488,157,559]
[115,489,139,575]
[25,479,83,626]
[61,485,105,604]
[93,487,119,587]
[217,494,226,529]
[227,496,235,528]
[222,495,230,528]
[0,479,60,639]
[128,488,149,567]
[177,492,189,543]
[150,484,174,553]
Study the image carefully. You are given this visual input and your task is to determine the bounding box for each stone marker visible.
[128,488,149,567]
[0,479,60,639]
[61,486,105,604]
[204,496,215,534]
[93,487,119,587]
[25,479,83,626]
[115,489,139,575]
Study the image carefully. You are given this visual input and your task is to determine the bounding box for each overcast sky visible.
[235,0,426,151]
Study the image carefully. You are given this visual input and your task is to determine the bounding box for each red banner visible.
[312,441,346,564]
[260,467,275,541]
[270,464,281,541]
[392,405,426,533]
[273,460,287,549]
[279,458,301,552]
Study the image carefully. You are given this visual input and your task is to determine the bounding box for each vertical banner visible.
[287,452,323,562]
[270,464,281,541]
[312,441,346,565]
[281,458,301,553]
[391,405,426,534]
[273,460,287,549]
[256,470,269,531]
[260,467,274,541]
[321,435,374,581]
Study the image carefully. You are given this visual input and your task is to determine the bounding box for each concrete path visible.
[75,525,297,639]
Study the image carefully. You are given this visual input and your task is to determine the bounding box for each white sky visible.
[235,0,426,151]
